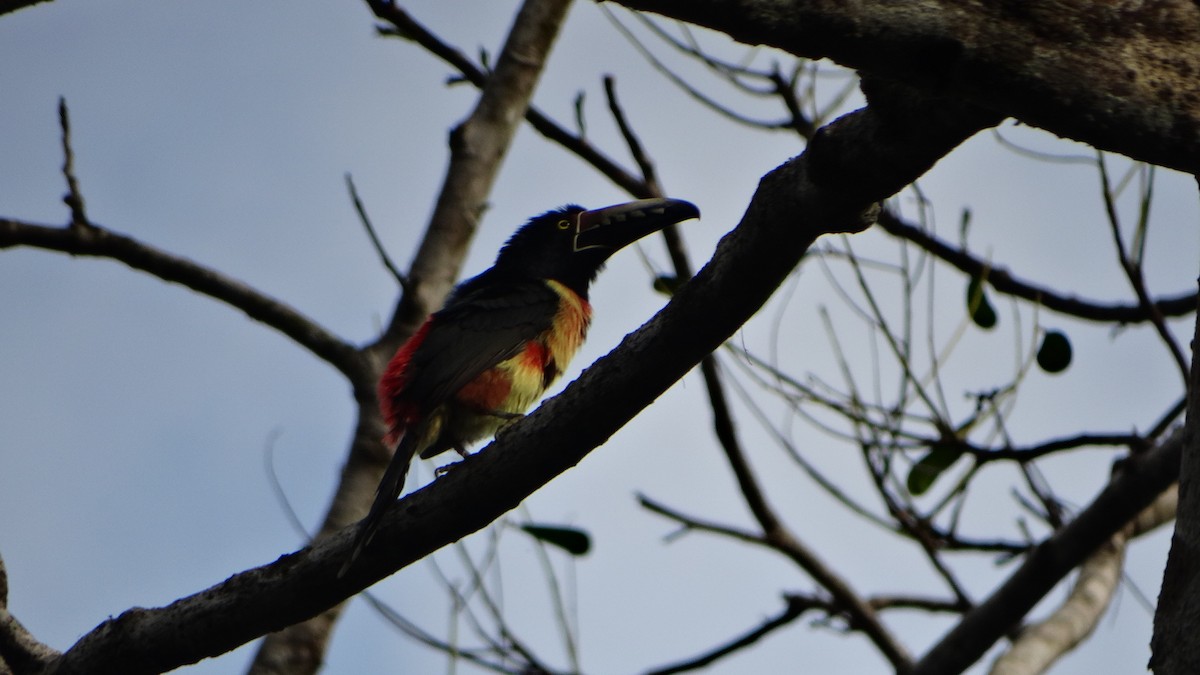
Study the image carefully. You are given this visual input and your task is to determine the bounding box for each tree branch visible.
[991,485,1177,675]
[914,427,1184,674]
[0,218,365,380]
[876,209,1198,324]
[1150,278,1200,672]
[369,0,653,200]
[610,0,1200,175]
[644,595,817,675]
[607,68,910,669]
[43,82,999,675]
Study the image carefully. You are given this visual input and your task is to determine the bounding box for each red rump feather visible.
[378,319,431,447]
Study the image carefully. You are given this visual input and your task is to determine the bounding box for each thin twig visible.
[644,595,817,675]
[600,5,793,130]
[602,75,661,197]
[1096,154,1189,383]
[914,428,1184,674]
[345,173,409,290]
[369,0,649,199]
[639,493,914,671]
[58,98,91,229]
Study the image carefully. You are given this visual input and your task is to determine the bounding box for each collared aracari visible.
[343,197,700,571]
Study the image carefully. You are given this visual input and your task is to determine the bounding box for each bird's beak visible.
[573,198,700,252]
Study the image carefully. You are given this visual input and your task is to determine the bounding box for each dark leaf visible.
[907,442,964,496]
[519,524,591,556]
[966,276,997,329]
[653,275,681,296]
[1037,329,1072,373]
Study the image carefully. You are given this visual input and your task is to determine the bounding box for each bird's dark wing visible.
[402,275,561,407]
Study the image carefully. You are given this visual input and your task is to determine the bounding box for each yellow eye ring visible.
[556,219,570,230]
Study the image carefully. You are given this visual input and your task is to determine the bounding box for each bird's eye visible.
[556,219,570,230]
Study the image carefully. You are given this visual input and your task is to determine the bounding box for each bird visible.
[341,197,700,574]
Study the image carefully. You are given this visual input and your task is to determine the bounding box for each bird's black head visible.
[492,198,700,297]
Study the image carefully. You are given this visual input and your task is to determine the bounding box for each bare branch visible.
[0,218,365,380]
[345,173,409,290]
[601,5,792,131]
[370,0,654,200]
[1096,155,1189,382]
[644,595,817,675]
[1151,273,1200,672]
[57,98,90,229]
[602,75,662,196]
[990,485,1177,675]
[876,209,1198,324]
[962,433,1145,464]
[611,0,1200,175]
[914,427,1184,674]
[607,65,909,668]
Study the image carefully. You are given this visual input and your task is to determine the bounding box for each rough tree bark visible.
[1151,289,1200,673]
[610,0,1200,174]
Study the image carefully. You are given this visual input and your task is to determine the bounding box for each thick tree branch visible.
[914,427,1184,675]
[1151,283,1200,673]
[610,0,1200,174]
[42,83,998,675]
[991,485,1177,675]
[0,218,365,380]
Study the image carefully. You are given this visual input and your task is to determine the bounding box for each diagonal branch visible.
[606,66,907,667]
[644,595,818,675]
[369,0,650,200]
[611,0,1200,175]
[990,485,1177,675]
[0,218,365,380]
[914,427,1184,674]
[875,209,1198,324]
[0,0,50,16]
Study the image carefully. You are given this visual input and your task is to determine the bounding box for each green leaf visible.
[966,276,997,329]
[959,207,972,247]
[1037,329,1072,374]
[519,524,591,556]
[652,275,681,296]
[907,442,964,496]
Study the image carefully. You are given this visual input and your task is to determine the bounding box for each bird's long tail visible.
[339,432,416,577]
